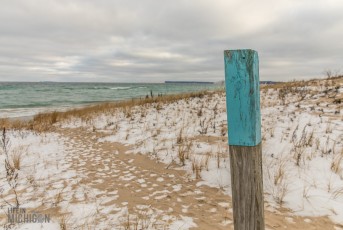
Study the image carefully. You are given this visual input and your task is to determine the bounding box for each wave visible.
[1,102,52,109]
[110,86,147,90]
[110,87,133,90]
[74,86,137,90]
[64,87,110,90]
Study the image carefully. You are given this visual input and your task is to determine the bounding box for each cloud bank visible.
[0,0,342,82]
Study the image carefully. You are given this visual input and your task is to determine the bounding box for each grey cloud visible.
[0,0,342,82]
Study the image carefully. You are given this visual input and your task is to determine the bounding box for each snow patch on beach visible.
[79,84,343,224]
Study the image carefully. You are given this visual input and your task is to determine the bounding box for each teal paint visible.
[224,49,261,146]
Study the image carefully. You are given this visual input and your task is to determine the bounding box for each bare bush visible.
[198,119,208,135]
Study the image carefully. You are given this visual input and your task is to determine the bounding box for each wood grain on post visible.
[224,49,265,230]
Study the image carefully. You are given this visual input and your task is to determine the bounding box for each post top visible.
[224,49,256,52]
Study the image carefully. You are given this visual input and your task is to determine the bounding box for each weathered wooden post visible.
[224,49,265,230]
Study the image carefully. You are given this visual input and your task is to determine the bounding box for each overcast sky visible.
[0,0,342,82]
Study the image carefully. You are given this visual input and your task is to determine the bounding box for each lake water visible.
[0,82,222,118]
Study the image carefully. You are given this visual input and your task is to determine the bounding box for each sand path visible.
[59,127,339,229]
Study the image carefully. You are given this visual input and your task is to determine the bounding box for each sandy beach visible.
[0,76,342,229]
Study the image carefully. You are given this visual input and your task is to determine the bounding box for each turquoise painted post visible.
[224,49,265,230]
[224,49,261,146]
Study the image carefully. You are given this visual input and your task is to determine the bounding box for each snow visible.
[1,78,342,228]
[14,223,61,230]
[169,216,197,230]
[73,83,343,225]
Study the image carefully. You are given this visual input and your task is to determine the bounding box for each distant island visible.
[165,81,214,84]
